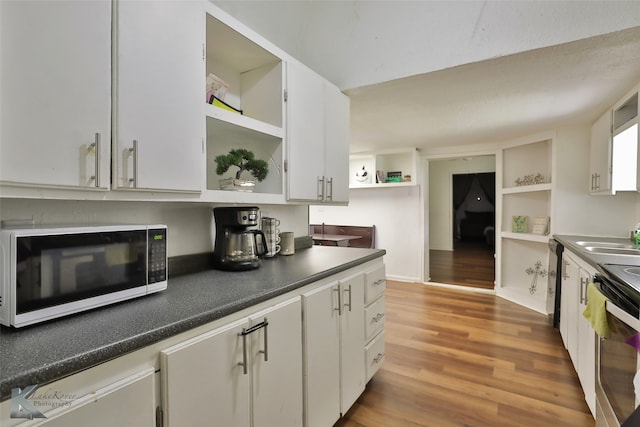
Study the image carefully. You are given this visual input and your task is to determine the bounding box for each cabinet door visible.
[590,110,613,194]
[29,369,156,427]
[286,61,325,201]
[114,0,204,192]
[302,282,341,427]
[0,0,111,189]
[160,318,251,427]
[324,83,350,203]
[577,268,596,415]
[250,297,303,427]
[559,255,579,362]
[339,273,366,412]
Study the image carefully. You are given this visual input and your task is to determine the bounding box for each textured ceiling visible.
[347,27,640,152]
[213,1,640,152]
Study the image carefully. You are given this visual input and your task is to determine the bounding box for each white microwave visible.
[0,224,168,328]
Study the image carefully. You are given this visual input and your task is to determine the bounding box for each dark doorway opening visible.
[430,172,496,289]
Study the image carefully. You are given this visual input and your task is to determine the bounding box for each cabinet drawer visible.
[364,264,386,305]
[365,296,385,342]
[365,331,385,382]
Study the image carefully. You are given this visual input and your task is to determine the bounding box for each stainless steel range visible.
[594,264,640,427]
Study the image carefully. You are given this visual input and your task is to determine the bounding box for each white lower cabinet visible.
[302,273,365,427]
[559,250,596,416]
[160,296,302,427]
[7,369,156,427]
[364,264,386,381]
[302,262,386,427]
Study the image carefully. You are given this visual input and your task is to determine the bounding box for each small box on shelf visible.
[512,215,529,233]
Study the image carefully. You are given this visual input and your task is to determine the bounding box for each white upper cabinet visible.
[611,88,640,193]
[323,82,350,203]
[589,109,613,195]
[0,0,111,189]
[287,61,350,203]
[203,4,285,203]
[113,0,204,192]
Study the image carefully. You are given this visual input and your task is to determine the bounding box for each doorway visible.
[427,157,496,290]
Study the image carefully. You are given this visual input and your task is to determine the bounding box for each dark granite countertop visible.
[0,246,385,400]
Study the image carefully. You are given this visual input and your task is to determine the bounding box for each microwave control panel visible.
[148,228,167,284]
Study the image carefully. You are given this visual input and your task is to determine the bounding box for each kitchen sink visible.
[582,246,640,256]
[575,241,637,249]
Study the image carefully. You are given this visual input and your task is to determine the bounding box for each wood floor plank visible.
[335,281,594,427]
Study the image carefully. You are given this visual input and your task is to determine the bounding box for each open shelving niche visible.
[202,6,286,204]
[498,137,553,314]
[348,148,418,189]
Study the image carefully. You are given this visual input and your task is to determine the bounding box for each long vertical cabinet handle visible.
[128,140,139,188]
[334,286,342,316]
[238,318,270,374]
[238,330,248,375]
[88,132,100,187]
[326,177,333,201]
[343,284,352,312]
[317,176,325,201]
[258,318,268,362]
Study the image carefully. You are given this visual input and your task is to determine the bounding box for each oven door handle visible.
[606,301,640,331]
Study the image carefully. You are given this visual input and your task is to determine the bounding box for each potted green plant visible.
[215,148,269,192]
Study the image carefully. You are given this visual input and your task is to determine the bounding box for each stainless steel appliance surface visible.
[0,224,168,328]
[594,264,640,427]
[212,206,267,271]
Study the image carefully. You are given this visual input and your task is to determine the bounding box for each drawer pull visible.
[372,313,385,323]
[373,352,385,363]
[373,279,385,286]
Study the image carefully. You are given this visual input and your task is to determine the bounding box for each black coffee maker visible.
[213,206,267,271]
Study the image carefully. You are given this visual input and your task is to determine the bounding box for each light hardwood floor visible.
[335,280,594,427]
[429,240,495,290]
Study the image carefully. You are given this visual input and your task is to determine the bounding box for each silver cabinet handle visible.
[88,132,100,187]
[128,140,139,188]
[372,313,385,323]
[580,278,588,304]
[238,329,248,375]
[334,286,342,316]
[373,353,385,363]
[326,177,333,201]
[317,176,325,201]
[373,279,385,286]
[344,284,352,312]
[561,260,569,280]
[238,318,269,375]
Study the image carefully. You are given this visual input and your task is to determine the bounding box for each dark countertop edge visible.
[0,249,385,400]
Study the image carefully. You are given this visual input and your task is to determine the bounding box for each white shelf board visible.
[349,182,417,189]
[500,232,549,243]
[501,183,552,194]
[205,103,283,139]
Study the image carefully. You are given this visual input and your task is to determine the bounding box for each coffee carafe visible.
[213,206,267,271]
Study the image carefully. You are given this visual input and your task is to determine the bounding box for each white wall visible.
[309,186,422,283]
[428,156,496,251]
[0,199,309,257]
